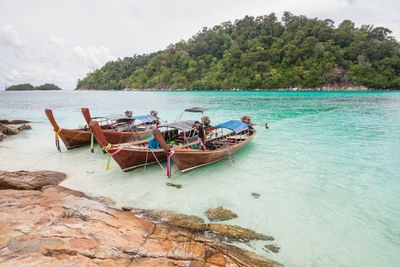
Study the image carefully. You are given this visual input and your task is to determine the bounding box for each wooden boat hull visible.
[89,120,166,171]
[111,147,166,171]
[52,128,150,150]
[81,107,154,144]
[45,108,91,150]
[58,128,92,149]
[171,130,256,172]
[103,129,153,144]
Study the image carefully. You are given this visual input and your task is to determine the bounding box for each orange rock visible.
[0,170,282,267]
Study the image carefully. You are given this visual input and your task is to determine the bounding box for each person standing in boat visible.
[195,121,206,150]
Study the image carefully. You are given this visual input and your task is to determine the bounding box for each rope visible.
[150,149,164,170]
[54,128,62,152]
[166,149,175,178]
[143,148,149,173]
[62,130,86,147]
[104,144,123,171]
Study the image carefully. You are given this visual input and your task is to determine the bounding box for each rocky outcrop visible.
[207,224,274,243]
[17,124,32,131]
[0,123,19,135]
[0,170,66,190]
[133,209,208,232]
[0,120,31,142]
[206,206,238,222]
[133,209,274,243]
[0,119,31,124]
[0,170,282,266]
[264,244,281,254]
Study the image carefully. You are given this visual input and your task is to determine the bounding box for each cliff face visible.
[0,170,281,267]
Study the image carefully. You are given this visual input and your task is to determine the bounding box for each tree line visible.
[76,12,400,90]
[6,83,62,91]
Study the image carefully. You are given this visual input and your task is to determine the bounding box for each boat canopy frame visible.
[91,114,157,126]
[176,107,208,122]
[156,120,197,144]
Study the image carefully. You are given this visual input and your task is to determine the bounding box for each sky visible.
[0,0,399,90]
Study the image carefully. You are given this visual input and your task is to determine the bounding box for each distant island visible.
[6,83,62,91]
[76,12,400,91]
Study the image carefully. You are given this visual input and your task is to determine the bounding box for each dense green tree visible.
[6,83,62,91]
[77,13,400,90]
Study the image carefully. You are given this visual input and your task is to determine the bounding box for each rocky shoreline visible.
[0,119,31,142]
[73,82,397,91]
[0,170,282,266]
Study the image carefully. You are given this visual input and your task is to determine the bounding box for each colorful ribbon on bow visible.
[104,144,123,171]
[55,128,62,152]
[166,149,175,178]
[90,132,94,153]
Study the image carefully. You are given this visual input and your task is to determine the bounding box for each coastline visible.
[4,89,62,91]
[0,169,282,266]
[0,121,281,266]
[74,84,399,92]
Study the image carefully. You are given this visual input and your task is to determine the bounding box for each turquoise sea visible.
[0,90,399,267]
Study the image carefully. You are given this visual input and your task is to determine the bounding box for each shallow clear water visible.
[0,90,399,267]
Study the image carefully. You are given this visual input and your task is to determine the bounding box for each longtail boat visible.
[154,119,256,173]
[45,108,159,151]
[81,108,159,144]
[45,109,92,150]
[89,120,198,171]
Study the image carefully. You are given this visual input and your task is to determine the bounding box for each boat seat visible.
[186,136,198,144]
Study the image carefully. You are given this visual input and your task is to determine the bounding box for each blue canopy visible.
[133,115,157,123]
[217,120,249,133]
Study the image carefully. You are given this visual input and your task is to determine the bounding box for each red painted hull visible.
[45,109,153,150]
[110,146,167,171]
[58,128,91,149]
[171,130,256,172]
[103,129,152,144]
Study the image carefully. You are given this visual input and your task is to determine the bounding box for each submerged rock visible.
[0,123,19,135]
[206,206,238,221]
[133,208,275,244]
[0,132,4,141]
[166,182,183,189]
[121,206,133,211]
[0,119,31,124]
[89,195,116,206]
[207,223,275,242]
[17,124,32,131]
[251,192,260,199]
[133,208,207,232]
[264,244,281,253]
[0,170,282,266]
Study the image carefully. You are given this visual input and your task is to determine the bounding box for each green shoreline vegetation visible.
[76,12,400,91]
[6,83,62,91]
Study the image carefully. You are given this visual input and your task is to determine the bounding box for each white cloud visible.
[0,25,30,58]
[0,28,116,89]
[0,0,399,89]
[72,45,115,70]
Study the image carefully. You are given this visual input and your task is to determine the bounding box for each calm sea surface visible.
[0,90,399,267]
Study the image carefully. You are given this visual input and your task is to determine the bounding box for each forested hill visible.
[6,83,62,91]
[76,12,400,90]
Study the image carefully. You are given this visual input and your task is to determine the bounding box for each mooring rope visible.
[143,148,149,173]
[104,144,123,171]
[150,149,164,170]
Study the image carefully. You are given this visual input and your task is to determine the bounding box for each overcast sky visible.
[0,0,399,90]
